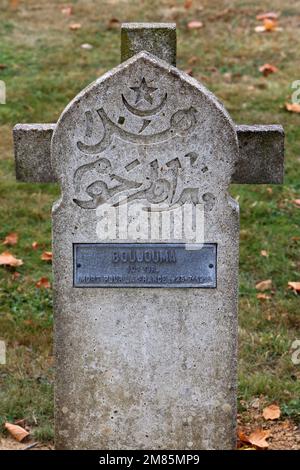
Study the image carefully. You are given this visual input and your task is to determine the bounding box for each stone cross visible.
[13,23,284,450]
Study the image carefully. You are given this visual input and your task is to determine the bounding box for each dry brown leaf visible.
[266,187,273,194]
[187,20,203,29]
[256,293,271,300]
[3,232,18,246]
[237,429,257,450]
[36,277,51,289]
[41,251,52,262]
[260,250,269,257]
[256,279,272,291]
[288,282,300,293]
[184,0,193,9]
[263,18,278,31]
[248,429,271,449]
[259,63,278,77]
[11,271,20,281]
[32,241,39,250]
[61,6,73,16]
[69,23,81,31]
[107,18,120,30]
[184,68,193,76]
[188,56,198,66]
[238,429,249,443]
[285,103,300,113]
[255,19,282,33]
[5,422,29,442]
[263,404,281,420]
[0,251,23,267]
[9,0,19,10]
[256,12,279,20]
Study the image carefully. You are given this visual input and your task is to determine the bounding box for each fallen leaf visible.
[263,18,278,31]
[256,12,279,20]
[61,6,73,16]
[259,63,278,77]
[0,251,23,267]
[266,187,273,194]
[248,429,271,449]
[0,64,7,70]
[9,0,19,10]
[107,18,120,29]
[36,277,51,289]
[260,250,269,257]
[285,103,300,113]
[32,241,39,250]
[238,428,249,443]
[81,43,93,50]
[263,404,281,420]
[256,279,272,291]
[69,23,81,31]
[292,199,300,206]
[5,422,29,442]
[237,429,259,450]
[187,20,203,29]
[288,282,300,293]
[255,19,282,33]
[3,232,18,246]
[41,251,52,262]
[184,68,193,76]
[184,0,193,9]
[257,293,271,300]
[188,56,198,65]
[11,271,20,281]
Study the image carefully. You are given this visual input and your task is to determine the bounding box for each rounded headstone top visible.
[51,52,238,211]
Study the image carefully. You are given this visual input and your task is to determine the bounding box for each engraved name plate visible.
[73,243,217,288]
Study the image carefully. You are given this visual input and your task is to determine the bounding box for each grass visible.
[0,0,300,440]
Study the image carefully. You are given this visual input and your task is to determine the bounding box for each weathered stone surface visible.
[52,51,239,450]
[233,125,284,184]
[13,124,56,183]
[12,124,284,185]
[121,22,176,65]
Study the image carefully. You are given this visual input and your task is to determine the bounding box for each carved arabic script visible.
[73,77,214,211]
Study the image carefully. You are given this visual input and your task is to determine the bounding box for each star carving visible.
[130,77,157,105]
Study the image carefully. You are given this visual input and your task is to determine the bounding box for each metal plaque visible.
[73,243,217,288]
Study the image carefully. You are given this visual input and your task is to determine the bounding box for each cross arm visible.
[232,124,284,184]
[13,123,284,184]
[13,123,56,183]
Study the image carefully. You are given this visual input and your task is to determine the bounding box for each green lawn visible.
[0,0,299,441]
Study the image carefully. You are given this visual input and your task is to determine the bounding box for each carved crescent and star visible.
[122,77,167,133]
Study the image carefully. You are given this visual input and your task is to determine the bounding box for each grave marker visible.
[13,23,284,450]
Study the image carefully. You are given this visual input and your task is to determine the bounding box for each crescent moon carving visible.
[121,93,167,117]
